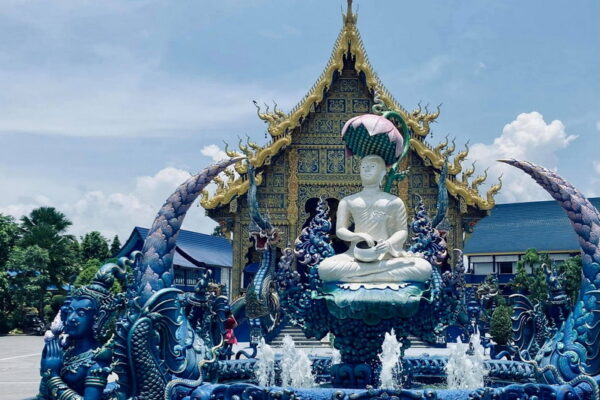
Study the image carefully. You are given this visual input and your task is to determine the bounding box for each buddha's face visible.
[359,156,386,186]
[63,298,96,339]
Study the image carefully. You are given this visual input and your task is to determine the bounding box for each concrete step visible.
[271,322,330,348]
[271,342,331,348]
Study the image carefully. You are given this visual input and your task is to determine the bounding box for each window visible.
[174,268,186,285]
[187,268,203,286]
[498,261,513,274]
[472,262,493,275]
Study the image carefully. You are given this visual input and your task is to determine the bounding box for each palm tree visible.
[18,207,79,290]
[20,207,73,247]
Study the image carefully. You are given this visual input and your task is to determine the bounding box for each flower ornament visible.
[341,112,410,165]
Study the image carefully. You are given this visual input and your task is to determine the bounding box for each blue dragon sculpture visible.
[111,157,243,400]
[235,163,281,355]
[501,159,600,398]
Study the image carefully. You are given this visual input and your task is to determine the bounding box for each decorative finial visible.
[343,0,357,25]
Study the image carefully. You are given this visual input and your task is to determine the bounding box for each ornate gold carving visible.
[433,136,449,156]
[444,174,496,211]
[287,149,299,225]
[201,136,292,208]
[200,173,263,209]
[470,168,488,193]
[200,8,499,214]
[461,161,476,185]
[450,142,469,178]
[486,175,503,205]
[254,10,439,138]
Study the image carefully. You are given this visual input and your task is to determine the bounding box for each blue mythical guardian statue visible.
[38,263,127,400]
[235,162,282,355]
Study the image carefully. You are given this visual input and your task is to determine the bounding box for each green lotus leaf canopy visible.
[341,112,410,166]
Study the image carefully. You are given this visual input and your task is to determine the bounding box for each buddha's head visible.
[359,155,387,187]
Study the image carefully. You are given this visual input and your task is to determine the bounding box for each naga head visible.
[247,161,279,251]
[62,262,126,343]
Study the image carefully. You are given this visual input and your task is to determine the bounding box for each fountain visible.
[35,108,600,399]
[280,335,315,388]
[378,329,403,389]
[446,329,487,389]
[255,338,275,387]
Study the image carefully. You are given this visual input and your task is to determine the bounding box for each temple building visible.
[117,227,233,291]
[464,197,600,286]
[200,5,501,297]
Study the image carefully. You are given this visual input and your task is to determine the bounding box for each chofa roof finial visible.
[343,0,357,25]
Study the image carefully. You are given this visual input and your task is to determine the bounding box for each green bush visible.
[0,313,13,334]
[490,305,513,345]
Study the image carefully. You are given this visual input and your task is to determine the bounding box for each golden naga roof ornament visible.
[201,173,264,210]
[433,135,449,156]
[486,174,503,204]
[461,161,476,184]
[442,137,456,158]
[201,134,292,209]
[470,168,489,193]
[449,141,469,175]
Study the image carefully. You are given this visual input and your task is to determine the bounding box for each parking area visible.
[0,335,45,400]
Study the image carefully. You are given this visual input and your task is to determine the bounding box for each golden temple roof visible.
[201,4,500,211]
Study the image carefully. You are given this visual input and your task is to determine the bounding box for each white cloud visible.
[475,61,487,74]
[468,112,577,203]
[0,167,217,241]
[593,161,600,176]
[201,145,229,162]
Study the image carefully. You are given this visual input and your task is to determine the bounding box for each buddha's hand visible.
[374,240,391,254]
[354,233,375,247]
[41,339,63,377]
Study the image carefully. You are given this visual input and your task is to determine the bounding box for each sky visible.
[1,0,598,242]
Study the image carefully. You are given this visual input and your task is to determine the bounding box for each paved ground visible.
[0,335,45,400]
[0,336,483,400]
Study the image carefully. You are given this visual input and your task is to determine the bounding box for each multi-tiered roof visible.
[200,2,501,211]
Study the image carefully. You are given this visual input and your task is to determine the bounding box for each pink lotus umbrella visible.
[341,113,407,165]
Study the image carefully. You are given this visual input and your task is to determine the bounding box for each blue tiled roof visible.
[464,197,600,255]
[118,227,232,268]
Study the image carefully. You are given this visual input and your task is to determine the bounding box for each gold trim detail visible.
[442,173,503,211]
[254,9,440,138]
[202,135,292,209]
[200,173,263,209]
[287,149,299,225]
[200,6,500,212]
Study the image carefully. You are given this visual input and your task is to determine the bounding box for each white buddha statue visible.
[318,155,432,285]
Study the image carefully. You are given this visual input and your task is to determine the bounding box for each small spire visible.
[343,0,357,25]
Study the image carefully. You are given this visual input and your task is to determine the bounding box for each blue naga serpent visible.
[233,163,281,357]
[502,160,600,398]
[111,157,243,400]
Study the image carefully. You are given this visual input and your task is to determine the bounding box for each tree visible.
[18,207,80,289]
[4,245,51,321]
[509,257,532,295]
[529,253,550,306]
[558,255,582,307]
[74,258,102,287]
[490,305,513,345]
[20,207,72,248]
[74,258,122,294]
[0,214,19,268]
[110,235,122,257]
[81,231,110,262]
